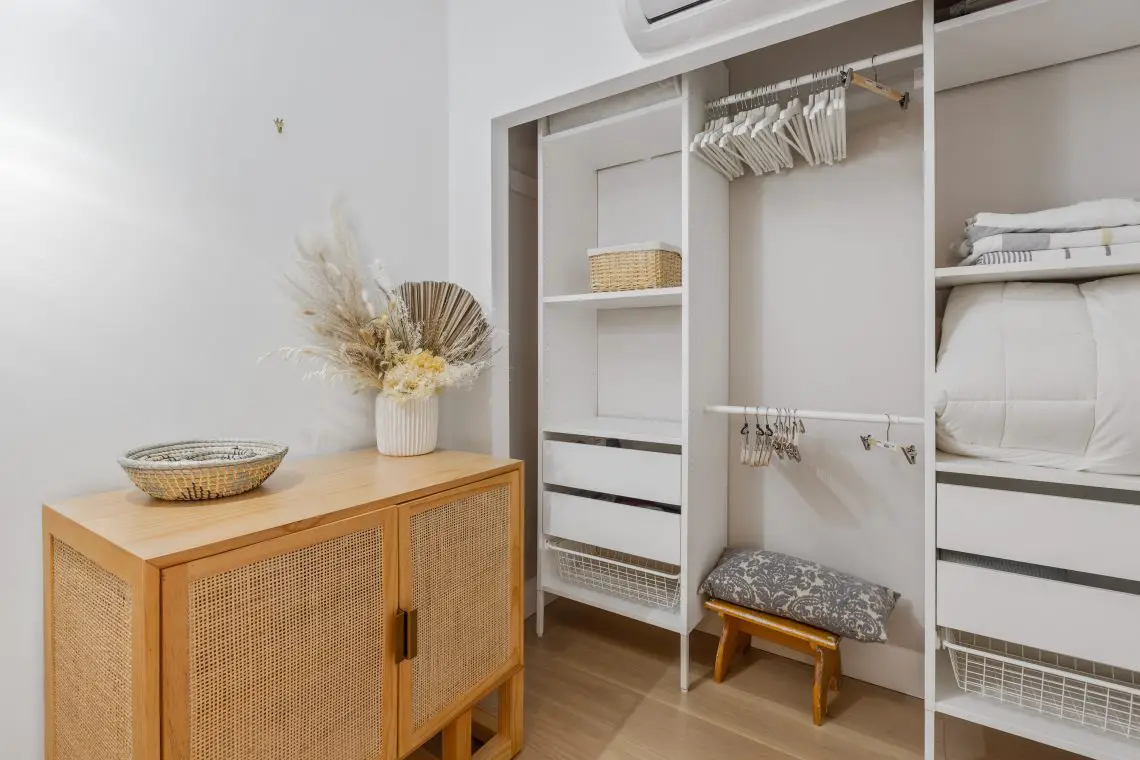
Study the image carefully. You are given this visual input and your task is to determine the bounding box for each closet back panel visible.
[936,45,1140,268]
[542,308,598,425]
[596,154,682,248]
[596,307,681,422]
[723,7,925,697]
[541,161,597,297]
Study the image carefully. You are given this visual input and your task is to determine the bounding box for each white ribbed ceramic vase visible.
[375,395,439,456]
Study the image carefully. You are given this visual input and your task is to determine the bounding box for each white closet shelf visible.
[543,287,683,309]
[935,259,1140,287]
[935,452,1140,493]
[934,655,1140,760]
[543,416,682,445]
[935,0,1140,91]
[541,98,683,170]
[541,575,686,633]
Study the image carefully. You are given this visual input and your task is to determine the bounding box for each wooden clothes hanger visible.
[845,54,911,110]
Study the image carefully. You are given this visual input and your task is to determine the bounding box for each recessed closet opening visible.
[508,120,540,583]
[515,1,929,699]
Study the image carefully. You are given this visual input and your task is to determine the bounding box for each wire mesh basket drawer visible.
[546,537,680,609]
[942,628,1140,740]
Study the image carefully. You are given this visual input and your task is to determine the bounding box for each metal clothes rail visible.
[705,405,924,426]
[704,44,923,113]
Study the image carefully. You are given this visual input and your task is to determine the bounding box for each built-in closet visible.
[534,5,925,696]
[516,0,1140,757]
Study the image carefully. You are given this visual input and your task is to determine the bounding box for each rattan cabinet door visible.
[161,508,399,760]
[397,472,523,755]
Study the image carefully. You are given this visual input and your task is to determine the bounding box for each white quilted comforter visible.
[936,275,1140,474]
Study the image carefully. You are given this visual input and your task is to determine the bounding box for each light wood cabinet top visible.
[45,448,519,568]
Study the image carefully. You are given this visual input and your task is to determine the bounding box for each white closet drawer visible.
[543,491,680,565]
[937,561,1140,671]
[938,483,1140,582]
[542,440,681,505]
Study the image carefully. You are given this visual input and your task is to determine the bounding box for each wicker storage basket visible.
[118,439,288,501]
[588,242,681,293]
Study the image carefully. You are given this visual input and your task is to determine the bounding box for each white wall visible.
[0,1,447,756]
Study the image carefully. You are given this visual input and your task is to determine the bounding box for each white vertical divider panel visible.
[680,65,731,691]
[921,0,938,727]
[535,117,549,637]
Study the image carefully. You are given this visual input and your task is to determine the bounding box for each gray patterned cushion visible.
[698,549,900,643]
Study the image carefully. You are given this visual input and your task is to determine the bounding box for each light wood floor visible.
[506,600,1081,760]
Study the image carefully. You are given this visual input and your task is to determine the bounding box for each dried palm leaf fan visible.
[396,281,492,363]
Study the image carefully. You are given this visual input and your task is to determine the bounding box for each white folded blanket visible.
[937,275,1140,474]
[960,225,1140,263]
[965,198,1140,243]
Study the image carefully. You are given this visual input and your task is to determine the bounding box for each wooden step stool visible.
[705,598,842,726]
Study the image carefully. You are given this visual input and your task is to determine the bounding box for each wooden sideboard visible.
[43,449,524,760]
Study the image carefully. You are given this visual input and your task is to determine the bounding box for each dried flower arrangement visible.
[273,207,493,402]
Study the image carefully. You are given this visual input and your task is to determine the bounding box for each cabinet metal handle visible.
[395,609,407,662]
[395,608,419,662]
[407,608,419,660]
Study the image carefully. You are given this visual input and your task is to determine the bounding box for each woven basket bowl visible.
[118,439,288,501]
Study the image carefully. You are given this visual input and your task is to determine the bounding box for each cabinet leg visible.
[680,633,690,692]
[536,589,545,638]
[443,709,473,760]
[924,708,937,760]
[498,669,525,754]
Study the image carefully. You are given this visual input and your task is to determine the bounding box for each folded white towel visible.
[959,225,1140,263]
[967,241,1140,267]
[966,198,1140,243]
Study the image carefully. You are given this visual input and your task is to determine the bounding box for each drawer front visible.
[543,440,681,505]
[937,561,1140,671]
[938,483,1140,582]
[543,491,680,565]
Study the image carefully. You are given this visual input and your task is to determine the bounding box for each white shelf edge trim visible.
[542,416,683,445]
[935,451,1140,493]
[935,259,1140,287]
[706,405,924,425]
[543,287,683,308]
[540,97,683,145]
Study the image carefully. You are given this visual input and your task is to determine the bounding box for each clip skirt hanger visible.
[861,415,918,465]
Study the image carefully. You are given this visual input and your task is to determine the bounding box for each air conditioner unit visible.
[618,0,903,54]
